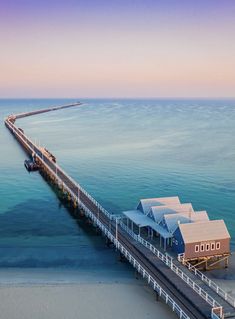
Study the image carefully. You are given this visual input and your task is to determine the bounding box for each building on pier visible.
[174,219,230,269]
[148,203,194,223]
[137,196,180,215]
[122,196,230,269]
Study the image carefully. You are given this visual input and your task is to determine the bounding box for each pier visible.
[4,103,235,319]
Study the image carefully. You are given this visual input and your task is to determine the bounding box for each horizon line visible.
[0,97,235,100]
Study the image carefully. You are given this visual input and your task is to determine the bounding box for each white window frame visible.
[216,242,220,250]
[206,243,210,251]
[211,242,215,250]
[200,243,204,252]
[195,244,199,253]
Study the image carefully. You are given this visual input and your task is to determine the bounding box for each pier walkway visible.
[4,103,235,319]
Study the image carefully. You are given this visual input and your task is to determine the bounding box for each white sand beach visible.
[1,254,235,319]
[0,268,176,319]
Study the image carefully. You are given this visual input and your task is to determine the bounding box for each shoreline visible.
[205,253,235,298]
[0,267,177,319]
[1,255,235,318]
[0,267,138,286]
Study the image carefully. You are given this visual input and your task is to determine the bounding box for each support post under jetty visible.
[5,102,233,319]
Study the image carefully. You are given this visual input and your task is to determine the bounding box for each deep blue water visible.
[0,99,234,268]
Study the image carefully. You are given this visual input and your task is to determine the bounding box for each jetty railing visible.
[5,111,229,319]
[76,199,191,319]
[5,118,191,319]
[119,221,223,312]
[178,254,235,308]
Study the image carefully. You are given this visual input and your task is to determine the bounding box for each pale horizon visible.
[0,0,235,99]
[1,97,235,100]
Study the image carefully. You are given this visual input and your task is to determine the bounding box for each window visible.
[211,242,215,250]
[206,243,210,251]
[195,245,199,253]
[216,242,220,250]
[200,244,204,252]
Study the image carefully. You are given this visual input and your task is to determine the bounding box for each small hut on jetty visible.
[122,196,230,270]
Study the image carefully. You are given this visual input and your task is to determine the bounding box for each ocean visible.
[0,98,234,269]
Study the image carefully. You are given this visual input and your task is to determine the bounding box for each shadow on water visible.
[0,196,127,269]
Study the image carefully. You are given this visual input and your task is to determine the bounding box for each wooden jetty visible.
[4,102,235,319]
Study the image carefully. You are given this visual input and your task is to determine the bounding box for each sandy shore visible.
[206,253,235,298]
[1,254,235,319]
[0,268,176,319]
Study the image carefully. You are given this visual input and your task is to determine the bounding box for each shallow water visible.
[0,98,234,268]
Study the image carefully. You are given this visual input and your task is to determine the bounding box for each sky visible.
[0,0,235,98]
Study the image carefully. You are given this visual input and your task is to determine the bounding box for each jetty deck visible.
[4,102,235,319]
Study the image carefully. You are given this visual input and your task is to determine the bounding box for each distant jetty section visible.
[4,102,235,319]
[7,101,82,124]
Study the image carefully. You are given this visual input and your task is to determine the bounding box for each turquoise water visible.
[0,99,235,268]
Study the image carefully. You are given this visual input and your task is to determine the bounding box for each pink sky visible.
[0,0,234,98]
